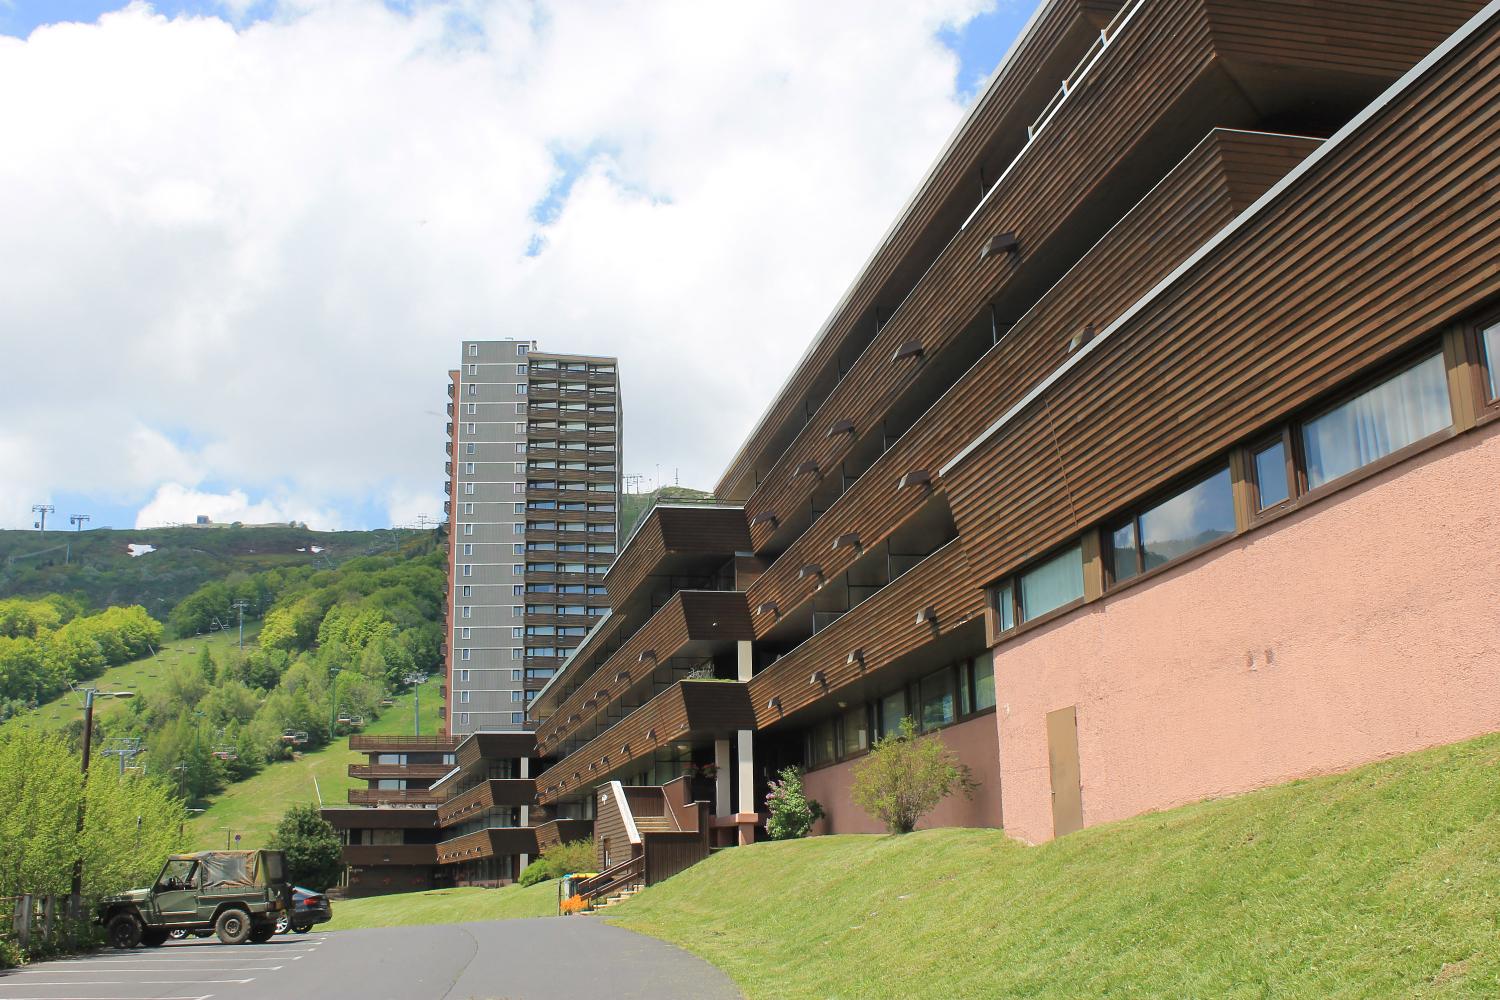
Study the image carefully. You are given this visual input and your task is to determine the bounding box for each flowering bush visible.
[560,894,590,915]
[765,766,824,840]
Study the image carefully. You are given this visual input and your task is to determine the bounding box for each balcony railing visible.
[350,734,457,752]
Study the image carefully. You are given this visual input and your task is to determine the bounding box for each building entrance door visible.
[1046,705,1083,837]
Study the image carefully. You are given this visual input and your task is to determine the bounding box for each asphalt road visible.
[0,920,742,1000]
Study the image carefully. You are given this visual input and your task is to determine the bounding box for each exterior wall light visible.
[892,340,925,362]
[827,419,856,438]
[979,231,1020,260]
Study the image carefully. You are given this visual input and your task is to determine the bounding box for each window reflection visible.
[1302,353,1450,489]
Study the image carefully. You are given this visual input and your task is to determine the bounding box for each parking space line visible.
[4,980,250,986]
[11,967,279,974]
[0,996,214,1000]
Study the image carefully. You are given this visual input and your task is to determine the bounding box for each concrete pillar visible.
[736,640,753,681]
[714,739,732,815]
[519,754,530,827]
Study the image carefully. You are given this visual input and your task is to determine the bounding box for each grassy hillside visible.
[0,524,419,612]
[183,674,443,850]
[619,486,710,539]
[325,883,558,930]
[609,733,1500,999]
[0,626,249,737]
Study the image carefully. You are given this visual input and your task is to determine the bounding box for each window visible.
[461,648,471,661]
[460,668,470,682]
[466,402,476,414]
[878,690,907,737]
[516,383,527,395]
[460,712,469,725]
[512,669,523,681]
[516,344,528,356]
[467,383,477,396]
[462,564,473,577]
[511,648,523,660]
[511,564,523,576]
[1483,320,1500,401]
[512,713,524,725]
[467,364,476,375]
[513,483,524,494]
[919,669,955,731]
[515,462,526,473]
[512,627,523,638]
[466,422,475,434]
[511,691,524,703]
[514,422,526,433]
[515,403,526,414]
[463,543,473,555]
[513,503,525,513]
[516,443,527,453]
[513,522,525,535]
[464,502,474,514]
[512,584,524,596]
[461,606,472,619]
[1301,352,1451,490]
[1020,544,1084,621]
[1111,467,1235,583]
[465,442,475,455]
[1252,437,1292,510]
[463,482,475,495]
[460,690,471,703]
[513,543,525,555]
[517,364,528,375]
[840,708,868,757]
[461,627,470,639]
[461,585,472,597]
[463,523,474,536]
[808,718,836,767]
[971,651,995,712]
[465,462,475,474]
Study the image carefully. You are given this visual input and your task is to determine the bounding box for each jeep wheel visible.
[107,912,143,949]
[142,929,169,947]
[248,924,276,944]
[215,908,252,945]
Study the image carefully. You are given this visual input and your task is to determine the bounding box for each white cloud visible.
[134,482,341,528]
[0,0,997,529]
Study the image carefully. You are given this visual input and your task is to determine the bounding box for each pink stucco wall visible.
[802,710,1004,835]
[996,422,1500,844]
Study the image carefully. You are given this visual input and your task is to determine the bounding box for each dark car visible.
[274,887,332,934]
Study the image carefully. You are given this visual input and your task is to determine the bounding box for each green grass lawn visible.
[0,627,252,737]
[184,674,444,851]
[607,733,1500,1000]
[324,883,560,930]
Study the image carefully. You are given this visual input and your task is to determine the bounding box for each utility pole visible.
[32,504,55,532]
[231,600,250,651]
[403,673,428,736]
[70,514,90,532]
[70,687,135,906]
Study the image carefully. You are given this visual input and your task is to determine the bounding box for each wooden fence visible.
[1,894,91,957]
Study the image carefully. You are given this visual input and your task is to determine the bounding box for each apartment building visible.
[443,341,621,737]
[522,0,1500,901]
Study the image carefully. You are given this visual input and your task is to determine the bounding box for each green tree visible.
[850,717,977,834]
[269,803,342,891]
[765,766,825,840]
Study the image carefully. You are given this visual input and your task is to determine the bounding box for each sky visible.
[0,0,1038,531]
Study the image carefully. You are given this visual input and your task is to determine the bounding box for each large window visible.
[878,690,907,738]
[1301,352,1450,489]
[1020,544,1084,621]
[918,669,955,732]
[840,708,868,757]
[1111,466,1235,583]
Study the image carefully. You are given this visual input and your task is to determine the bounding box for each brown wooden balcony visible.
[346,788,445,806]
[436,779,538,827]
[322,807,437,830]
[342,844,438,867]
[350,734,458,753]
[534,818,594,853]
[348,762,452,780]
[435,827,539,864]
[535,679,755,806]
[534,590,753,757]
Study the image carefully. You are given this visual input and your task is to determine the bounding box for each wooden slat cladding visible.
[321,808,436,831]
[715,0,1124,499]
[748,542,982,728]
[946,11,1500,586]
[534,591,753,757]
[534,818,593,854]
[529,613,627,722]
[738,0,1217,555]
[604,505,750,614]
[436,779,538,828]
[435,827,539,864]
[1207,1,1480,78]
[454,732,536,771]
[536,681,755,806]
[343,845,438,867]
[743,129,1319,638]
[739,0,1470,557]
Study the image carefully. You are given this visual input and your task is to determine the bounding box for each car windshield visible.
[155,859,198,891]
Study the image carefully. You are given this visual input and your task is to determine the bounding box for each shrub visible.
[518,858,552,887]
[269,803,343,891]
[850,717,977,834]
[765,766,824,840]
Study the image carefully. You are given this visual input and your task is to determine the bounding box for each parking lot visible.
[0,934,324,1000]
